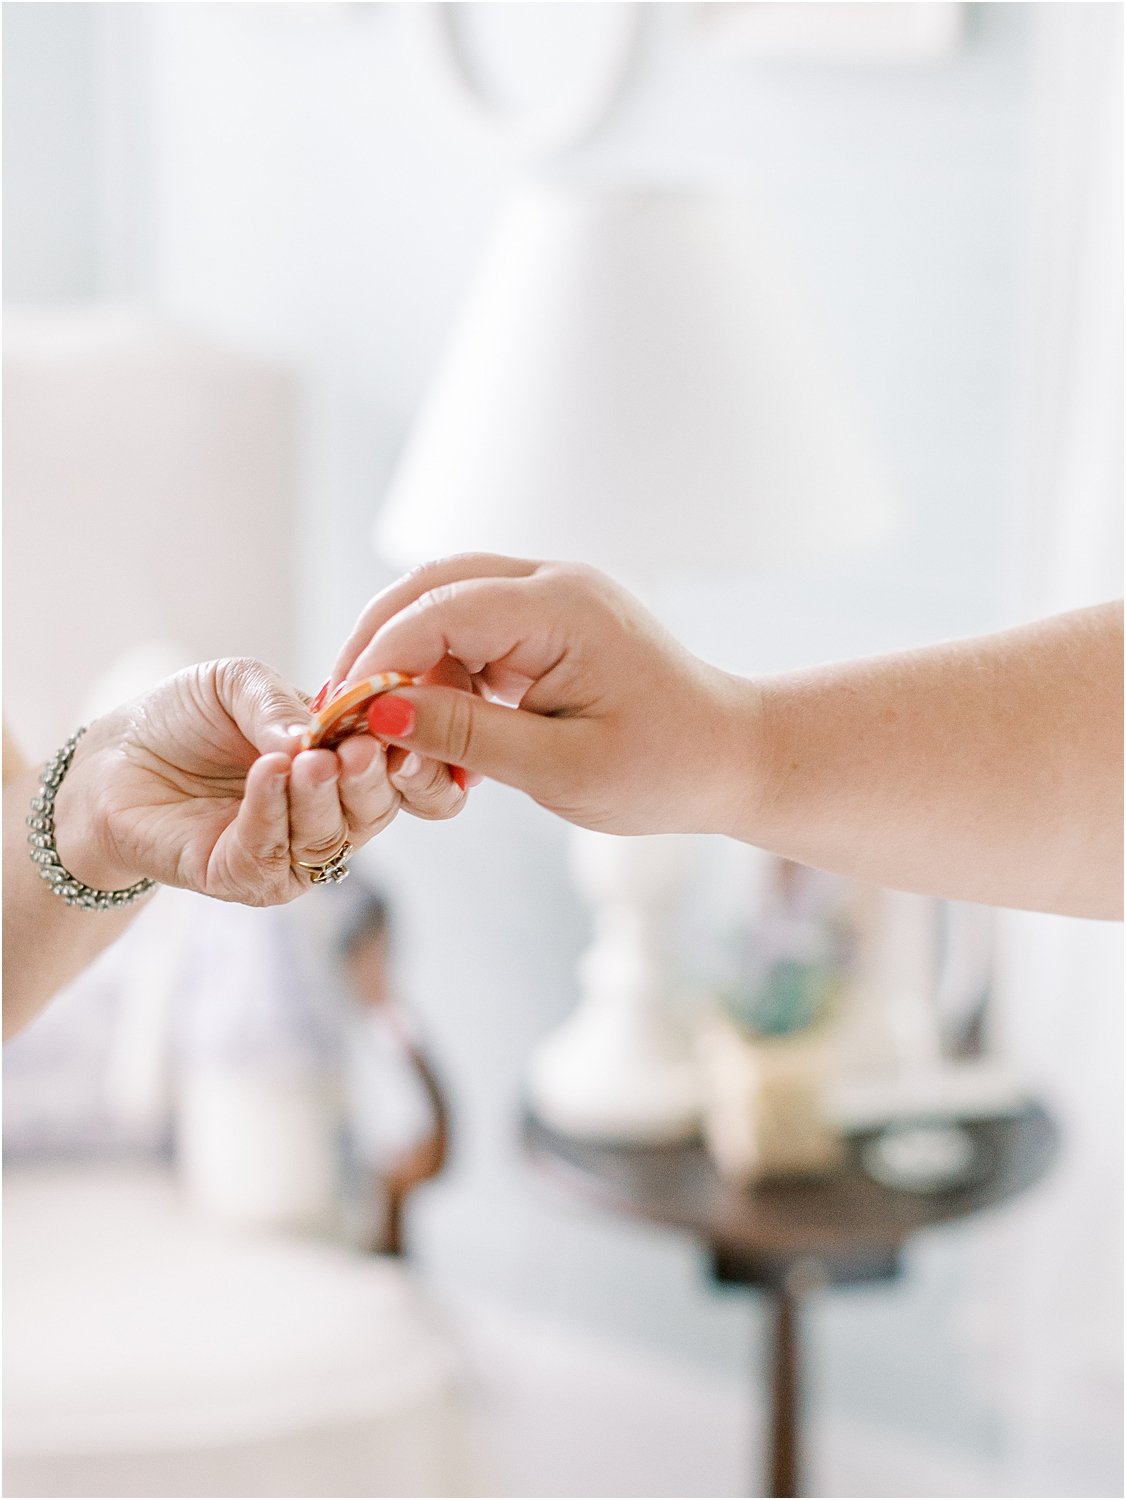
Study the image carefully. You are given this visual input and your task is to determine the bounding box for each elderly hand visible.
[327,554,758,836]
[50,656,443,906]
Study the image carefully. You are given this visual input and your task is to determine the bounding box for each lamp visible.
[375,183,894,1141]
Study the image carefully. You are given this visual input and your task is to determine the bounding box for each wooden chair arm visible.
[367,1021,450,1258]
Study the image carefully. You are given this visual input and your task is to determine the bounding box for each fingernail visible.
[283,725,313,752]
[367,695,416,738]
[450,765,468,793]
[310,678,331,712]
[400,753,424,778]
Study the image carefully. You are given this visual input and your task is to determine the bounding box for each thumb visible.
[215,658,315,757]
[366,685,571,794]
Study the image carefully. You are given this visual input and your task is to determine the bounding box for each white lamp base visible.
[525,828,703,1144]
[526,996,702,1143]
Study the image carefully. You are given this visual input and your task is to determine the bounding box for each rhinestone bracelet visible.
[27,727,156,911]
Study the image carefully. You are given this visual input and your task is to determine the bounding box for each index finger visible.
[346,574,571,692]
[330,553,539,690]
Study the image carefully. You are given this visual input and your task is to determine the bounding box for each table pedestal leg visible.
[767,1286,801,1498]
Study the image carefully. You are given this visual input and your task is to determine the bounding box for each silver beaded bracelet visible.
[27,727,156,911]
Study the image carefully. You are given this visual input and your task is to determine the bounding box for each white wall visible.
[4,3,1119,1489]
[123,3,1034,680]
[2,3,101,300]
[2,311,297,757]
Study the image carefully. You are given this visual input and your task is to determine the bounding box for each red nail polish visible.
[367,695,416,738]
[450,765,468,793]
[310,678,331,712]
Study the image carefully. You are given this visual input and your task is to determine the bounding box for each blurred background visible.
[3,3,1122,1497]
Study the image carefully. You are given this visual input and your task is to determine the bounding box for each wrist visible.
[701,669,777,842]
[50,722,146,892]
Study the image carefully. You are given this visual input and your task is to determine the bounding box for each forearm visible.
[729,602,1123,918]
[3,765,141,1040]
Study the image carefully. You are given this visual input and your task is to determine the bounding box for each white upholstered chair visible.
[3,1165,477,1498]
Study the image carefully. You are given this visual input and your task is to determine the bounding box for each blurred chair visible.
[3,1165,474,1499]
[333,885,452,1259]
[373,1025,450,1258]
[2,893,473,1500]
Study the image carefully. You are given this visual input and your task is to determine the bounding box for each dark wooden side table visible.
[523,1105,1056,1499]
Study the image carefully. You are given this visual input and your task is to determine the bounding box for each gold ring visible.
[294,838,354,885]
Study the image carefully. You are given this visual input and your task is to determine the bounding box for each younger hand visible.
[329,555,761,835]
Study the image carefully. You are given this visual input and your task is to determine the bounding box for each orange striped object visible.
[301,673,416,750]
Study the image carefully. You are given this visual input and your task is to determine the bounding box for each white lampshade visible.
[375,183,894,576]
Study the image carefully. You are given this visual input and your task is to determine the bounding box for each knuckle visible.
[413,581,460,617]
[260,835,291,865]
[352,791,400,833]
[394,755,441,798]
[413,551,486,580]
[547,560,603,593]
[404,557,468,606]
[407,557,457,587]
[357,807,398,841]
[297,827,349,861]
[236,843,290,904]
[361,783,400,820]
[215,656,297,721]
[444,693,476,768]
[393,755,460,821]
[405,787,460,822]
[215,655,260,691]
[415,759,447,795]
[431,787,463,821]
